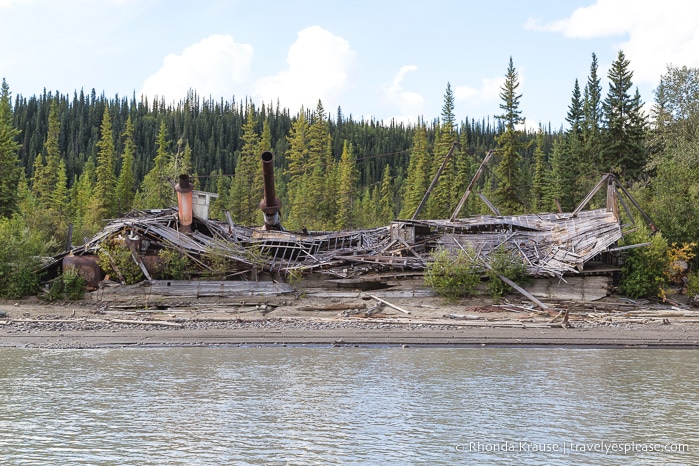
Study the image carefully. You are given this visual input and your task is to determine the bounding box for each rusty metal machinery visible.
[260,151,282,230]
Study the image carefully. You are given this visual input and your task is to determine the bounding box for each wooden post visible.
[411,142,457,220]
[613,178,658,233]
[450,150,494,222]
[572,173,610,218]
[66,223,74,252]
[481,261,550,311]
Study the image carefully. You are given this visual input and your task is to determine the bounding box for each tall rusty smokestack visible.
[260,151,282,230]
[174,174,193,233]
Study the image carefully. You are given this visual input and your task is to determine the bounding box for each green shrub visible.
[425,247,481,302]
[97,241,144,285]
[44,269,86,301]
[0,215,47,298]
[0,262,40,299]
[665,242,696,287]
[286,268,303,286]
[687,270,699,296]
[158,248,191,280]
[619,226,669,299]
[484,245,528,299]
[202,247,232,280]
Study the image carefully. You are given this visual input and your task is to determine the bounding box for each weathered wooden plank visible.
[525,276,610,302]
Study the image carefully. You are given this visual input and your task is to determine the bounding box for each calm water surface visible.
[0,346,697,465]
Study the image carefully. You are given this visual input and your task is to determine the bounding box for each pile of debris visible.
[45,152,656,291]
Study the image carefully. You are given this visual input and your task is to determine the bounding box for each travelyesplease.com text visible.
[454,440,690,455]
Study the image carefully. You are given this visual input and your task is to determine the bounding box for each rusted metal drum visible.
[63,255,101,289]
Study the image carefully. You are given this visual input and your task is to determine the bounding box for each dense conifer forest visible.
[2,51,699,299]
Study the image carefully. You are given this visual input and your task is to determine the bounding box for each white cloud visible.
[0,0,33,7]
[139,34,253,103]
[526,0,699,85]
[380,65,425,124]
[252,26,356,113]
[454,76,503,105]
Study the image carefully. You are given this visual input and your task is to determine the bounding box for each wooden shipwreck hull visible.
[57,204,623,282]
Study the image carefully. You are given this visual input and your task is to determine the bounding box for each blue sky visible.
[2,0,698,130]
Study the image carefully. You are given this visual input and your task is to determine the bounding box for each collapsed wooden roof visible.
[393,208,623,276]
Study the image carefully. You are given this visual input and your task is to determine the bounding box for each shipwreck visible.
[47,148,655,301]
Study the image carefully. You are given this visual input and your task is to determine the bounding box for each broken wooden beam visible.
[367,294,411,314]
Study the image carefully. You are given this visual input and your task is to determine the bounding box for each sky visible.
[2,0,699,130]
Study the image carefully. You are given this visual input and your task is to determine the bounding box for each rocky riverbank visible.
[2,283,699,348]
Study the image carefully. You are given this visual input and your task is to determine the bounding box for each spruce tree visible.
[378,164,394,224]
[544,136,566,212]
[494,57,525,214]
[530,130,548,211]
[136,121,174,209]
[335,140,358,229]
[94,105,117,219]
[427,83,459,219]
[116,116,136,213]
[571,54,604,202]
[601,50,647,179]
[582,53,603,156]
[284,109,310,230]
[209,169,230,220]
[0,79,21,218]
[306,101,334,229]
[399,122,430,219]
[229,105,262,225]
[32,101,68,213]
[72,156,96,222]
[566,79,584,136]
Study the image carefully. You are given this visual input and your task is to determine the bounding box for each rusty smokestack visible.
[174,174,193,233]
[260,151,282,230]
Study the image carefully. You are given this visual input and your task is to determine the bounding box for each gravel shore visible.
[2,289,699,349]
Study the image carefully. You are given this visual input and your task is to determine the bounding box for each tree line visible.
[2,50,699,296]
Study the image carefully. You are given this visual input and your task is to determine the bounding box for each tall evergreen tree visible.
[427,83,459,219]
[284,110,310,230]
[208,169,230,220]
[31,100,68,214]
[378,164,394,224]
[530,130,548,211]
[94,105,117,219]
[0,79,21,218]
[229,105,262,225]
[544,136,566,212]
[116,115,136,213]
[567,54,604,204]
[582,53,603,153]
[335,140,359,229]
[136,121,174,208]
[494,57,525,213]
[566,79,584,136]
[399,122,430,219]
[70,156,98,234]
[601,50,647,179]
[306,100,334,229]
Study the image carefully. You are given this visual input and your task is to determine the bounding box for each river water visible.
[0,346,697,465]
